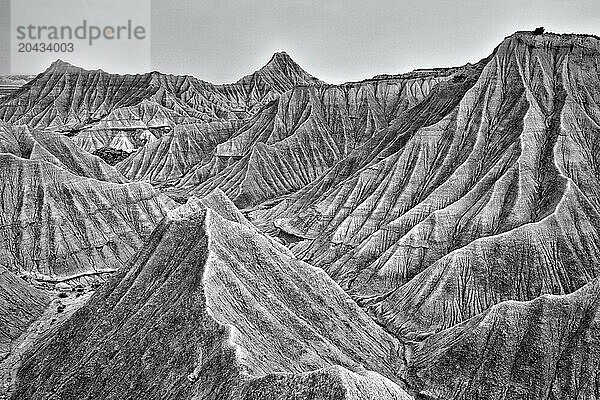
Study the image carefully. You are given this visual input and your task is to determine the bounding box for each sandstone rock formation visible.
[2,30,600,400]
[249,32,600,339]
[9,191,411,400]
[175,71,456,207]
[0,54,322,148]
[0,267,48,359]
[0,122,175,284]
[407,279,600,400]
[0,75,34,101]
[116,121,239,185]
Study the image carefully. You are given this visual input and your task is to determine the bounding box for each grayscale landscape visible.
[1,30,600,400]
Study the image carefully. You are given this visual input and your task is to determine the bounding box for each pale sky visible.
[150,0,600,84]
[2,0,599,82]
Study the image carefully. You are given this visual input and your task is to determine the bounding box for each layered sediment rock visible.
[407,279,600,400]
[0,267,48,358]
[0,123,175,284]
[3,31,600,400]
[177,71,456,207]
[249,33,600,340]
[116,121,239,185]
[0,54,321,140]
[9,190,410,400]
[0,75,33,101]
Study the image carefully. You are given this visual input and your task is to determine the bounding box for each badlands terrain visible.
[1,31,600,399]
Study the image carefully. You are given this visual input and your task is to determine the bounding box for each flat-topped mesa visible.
[507,30,600,51]
[371,32,600,84]
[370,61,485,82]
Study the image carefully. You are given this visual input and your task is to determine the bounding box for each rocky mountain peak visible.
[47,59,80,73]
[238,51,324,86]
[267,51,296,65]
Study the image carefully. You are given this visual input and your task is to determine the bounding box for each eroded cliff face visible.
[0,76,34,101]
[0,267,48,358]
[407,279,600,400]
[242,33,600,337]
[175,72,457,207]
[0,122,175,284]
[9,191,411,400]
[0,53,322,150]
[115,121,240,186]
[2,31,600,400]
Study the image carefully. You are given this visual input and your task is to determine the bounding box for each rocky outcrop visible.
[247,32,600,339]
[0,61,159,130]
[241,367,412,400]
[9,190,411,400]
[0,75,33,101]
[0,123,175,284]
[91,147,130,165]
[0,122,127,183]
[3,30,600,400]
[116,121,239,185]
[407,279,600,400]
[0,55,322,139]
[0,267,48,358]
[225,51,324,115]
[176,71,456,207]
[0,54,324,190]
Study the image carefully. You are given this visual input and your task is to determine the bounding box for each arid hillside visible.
[1,31,600,400]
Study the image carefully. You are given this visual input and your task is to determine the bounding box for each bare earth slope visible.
[115,121,239,186]
[0,123,175,284]
[10,190,411,400]
[3,31,600,400]
[407,278,600,400]
[0,75,34,101]
[245,33,600,341]
[0,267,48,359]
[173,68,467,207]
[0,54,322,150]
